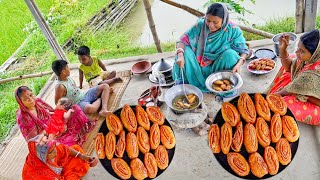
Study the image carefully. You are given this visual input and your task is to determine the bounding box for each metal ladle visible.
[180,67,191,104]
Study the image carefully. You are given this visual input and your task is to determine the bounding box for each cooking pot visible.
[152,58,174,81]
[273,32,298,56]
[165,84,203,113]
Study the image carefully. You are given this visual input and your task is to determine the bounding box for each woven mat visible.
[0,70,131,180]
[82,70,131,155]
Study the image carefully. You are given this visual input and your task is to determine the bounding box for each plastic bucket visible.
[272,32,298,56]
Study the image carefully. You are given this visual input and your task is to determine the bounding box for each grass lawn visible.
[0,0,54,64]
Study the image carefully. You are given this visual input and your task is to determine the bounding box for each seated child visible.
[77,45,121,88]
[46,97,74,140]
[52,60,112,116]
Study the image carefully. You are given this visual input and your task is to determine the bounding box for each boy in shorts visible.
[77,46,121,89]
[52,60,112,116]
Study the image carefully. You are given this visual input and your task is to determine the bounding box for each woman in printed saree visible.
[22,135,98,180]
[267,29,320,125]
[173,3,249,92]
[15,86,94,146]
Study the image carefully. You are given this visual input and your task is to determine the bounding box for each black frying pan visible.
[98,105,176,180]
[213,93,299,179]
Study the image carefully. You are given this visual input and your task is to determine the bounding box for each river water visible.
[126,0,319,46]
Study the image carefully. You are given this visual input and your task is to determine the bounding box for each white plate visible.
[148,74,175,87]
[247,58,276,75]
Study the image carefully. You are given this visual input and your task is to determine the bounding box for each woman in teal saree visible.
[173,3,249,92]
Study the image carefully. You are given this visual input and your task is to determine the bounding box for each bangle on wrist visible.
[176,48,184,55]
[75,151,81,158]
[239,57,245,65]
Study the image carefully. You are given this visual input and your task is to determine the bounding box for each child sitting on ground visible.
[77,45,121,89]
[46,97,74,140]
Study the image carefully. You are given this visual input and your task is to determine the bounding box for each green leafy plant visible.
[204,0,256,24]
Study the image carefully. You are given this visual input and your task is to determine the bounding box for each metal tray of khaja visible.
[98,105,176,180]
[213,93,299,179]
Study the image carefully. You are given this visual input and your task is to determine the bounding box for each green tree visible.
[204,0,256,24]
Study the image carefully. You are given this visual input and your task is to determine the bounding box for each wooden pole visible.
[0,71,53,84]
[24,0,69,62]
[295,0,304,33]
[236,24,274,39]
[142,0,163,53]
[304,0,318,32]
[160,0,274,38]
[160,0,204,17]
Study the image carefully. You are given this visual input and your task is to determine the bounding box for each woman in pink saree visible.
[267,29,320,125]
[15,86,93,146]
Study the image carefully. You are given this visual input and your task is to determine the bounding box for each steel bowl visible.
[205,71,243,97]
[165,84,203,113]
[273,32,298,56]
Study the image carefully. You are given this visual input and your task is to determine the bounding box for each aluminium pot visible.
[152,58,173,82]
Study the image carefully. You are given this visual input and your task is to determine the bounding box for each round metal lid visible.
[153,58,173,72]
[255,48,277,60]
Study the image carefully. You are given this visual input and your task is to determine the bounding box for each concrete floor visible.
[84,41,320,180]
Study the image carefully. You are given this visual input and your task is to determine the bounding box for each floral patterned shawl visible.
[284,30,320,99]
[15,86,90,146]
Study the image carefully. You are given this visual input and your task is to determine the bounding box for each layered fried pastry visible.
[270,113,282,143]
[160,125,176,149]
[256,117,271,148]
[144,152,158,178]
[276,138,292,165]
[254,93,271,121]
[244,123,258,153]
[120,104,137,133]
[150,123,161,150]
[221,102,240,126]
[106,112,123,135]
[105,131,116,160]
[111,158,131,179]
[220,122,232,154]
[227,152,250,177]
[231,121,243,152]
[154,145,169,170]
[264,146,279,175]
[95,133,105,159]
[137,127,150,154]
[238,93,256,123]
[146,106,165,125]
[266,94,287,115]
[130,158,148,180]
[248,152,268,178]
[115,130,126,158]
[126,132,139,159]
[248,58,275,71]
[282,115,300,142]
[208,124,221,153]
[136,105,150,131]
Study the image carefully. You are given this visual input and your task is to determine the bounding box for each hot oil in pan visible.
[172,94,199,110]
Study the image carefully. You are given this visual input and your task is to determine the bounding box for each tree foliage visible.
[204,0,256,24]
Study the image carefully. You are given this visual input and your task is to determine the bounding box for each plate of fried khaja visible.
[96,105,176,180]
[208,93,299,179]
